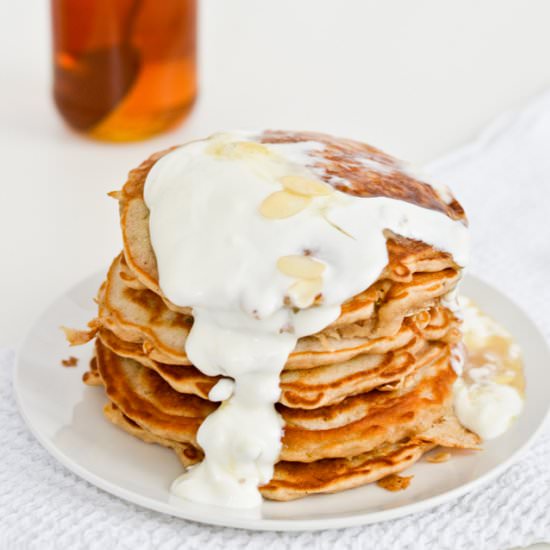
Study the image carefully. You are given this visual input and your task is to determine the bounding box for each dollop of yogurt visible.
[453,378,523,439]
[143,131,469,508]
[453,297,525,440]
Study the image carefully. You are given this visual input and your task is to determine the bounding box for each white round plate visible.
[14,273,550,531]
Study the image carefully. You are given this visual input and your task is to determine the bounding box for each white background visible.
[1,0,550,350]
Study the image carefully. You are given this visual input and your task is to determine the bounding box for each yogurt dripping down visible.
[143,131,470,508]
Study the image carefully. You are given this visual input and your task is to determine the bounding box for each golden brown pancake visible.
[278,340,448,409]
[98,324,452,410]
[103,401,477,501]
[104,402,203,467]
[97,325,450,409]
[96,341,214,445]
[96,328,219,398]
[260,130,466,221]
[117,131,464,308]
[93,339,479,463]
[80,253,460,371]
[264,408,479,501]
[103,400,435,501]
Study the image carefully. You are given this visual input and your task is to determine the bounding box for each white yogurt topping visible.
[453,297,524,440]
[208,378,235,402]
[143,131,470,508]
[453,378,523,439]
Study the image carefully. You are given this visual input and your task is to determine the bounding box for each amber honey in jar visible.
[51,0,197,141]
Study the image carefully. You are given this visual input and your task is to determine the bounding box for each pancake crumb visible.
[61,356,78,367]
[426,451,451,463]
[377,474,413,492]
[107,190,122,200]
[61,325,97,345]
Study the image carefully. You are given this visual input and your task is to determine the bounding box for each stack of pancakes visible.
[67,131,480,501]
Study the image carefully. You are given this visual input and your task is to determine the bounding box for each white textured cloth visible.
[2,91,550,549]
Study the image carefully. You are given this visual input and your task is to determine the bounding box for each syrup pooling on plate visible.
[143,131,469,508]
[453,297,524,439]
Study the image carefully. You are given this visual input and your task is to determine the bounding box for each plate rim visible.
[13,272,550,532]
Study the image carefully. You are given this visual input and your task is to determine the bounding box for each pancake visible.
[263,411,477,500]
[98,325,450,409]
[104,402,203,467]
[96,340,215,445]
[96,328,219,398]
[263,439,433,500]
[103,402,477,501]
[79,253,460,371]
[94,339,479,463]
[260,130,465,220]
[278,353,465,462]
[285,306,460,370]
[278,339,448,409]
[117,131,465,306]
[104,401,434,500]
[82,356,102,386]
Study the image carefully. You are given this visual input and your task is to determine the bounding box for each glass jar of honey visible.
[51,0,197,141]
